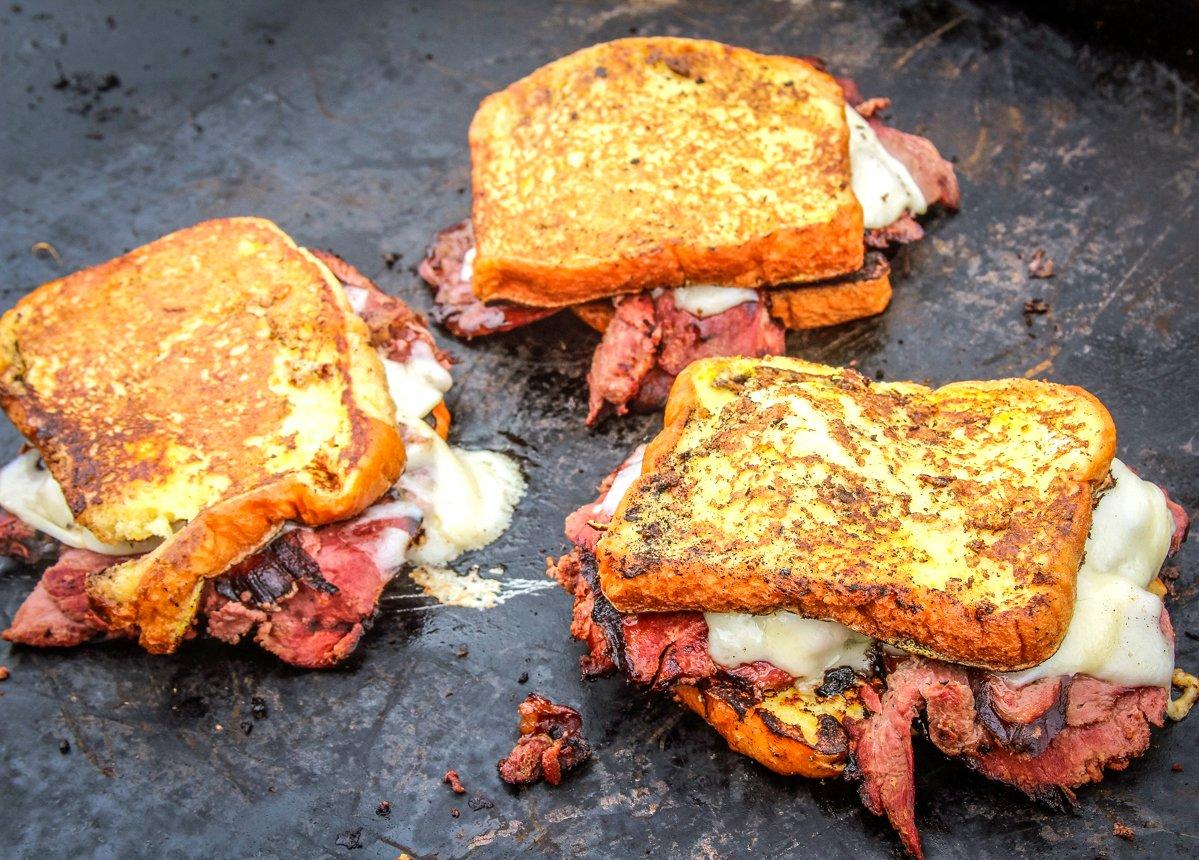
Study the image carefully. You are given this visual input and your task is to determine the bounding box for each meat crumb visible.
[1113,822,1135,841]
[450,807,460,818]
[383,252,401,269]
[1172,762,1184,772]
[375,800,391,817]
[1028,248,1055,279]
[497,693,592,786]
[443,770,467,794]
[0,666,9,681]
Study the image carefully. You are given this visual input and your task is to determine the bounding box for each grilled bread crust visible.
[675,679,869,778]
[570,254,892,334]
[596,356,1116,670]
[0,218,404,653]
[766,252,891,330]
[470,38,864,308]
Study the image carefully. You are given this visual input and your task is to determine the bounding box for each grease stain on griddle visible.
[407,564,556,609]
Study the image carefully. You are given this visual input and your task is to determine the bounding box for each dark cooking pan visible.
[1,1,1195,857]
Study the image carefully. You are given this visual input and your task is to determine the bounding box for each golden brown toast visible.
[766,252,891,330]
[470,37,864,308]
[675,679,869,778]
[570,253,892,333]
[596,356,1116,670]
[0,218,404,653]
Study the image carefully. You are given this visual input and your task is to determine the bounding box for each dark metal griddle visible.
[1,1,1196,857]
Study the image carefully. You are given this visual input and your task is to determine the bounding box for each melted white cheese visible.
[0,450,152,555]
[705,611,874,682]
[670,285,759,318]
[460,247,476,284]
[379,344,525,567]
[395,418,525,565]
[350,498,424,572]
[845,106,927,230]
[1005,459,1175,688]
[381,342,453,421]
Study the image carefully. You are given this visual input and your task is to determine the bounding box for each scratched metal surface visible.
[1,1,1196,857]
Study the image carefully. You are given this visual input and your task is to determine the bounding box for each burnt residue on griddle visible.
[1023,298,1051,326]
[250,696,268,721]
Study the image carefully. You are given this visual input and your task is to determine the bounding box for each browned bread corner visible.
[767,251,892,329]
[675,679,870,778]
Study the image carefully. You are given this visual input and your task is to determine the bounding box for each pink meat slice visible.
[585,290,784,425]
[418,220,558,338]
[3,548,126,647]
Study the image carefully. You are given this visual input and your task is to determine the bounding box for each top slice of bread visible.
[0,218,405,652]
[470,38,864,307]
[595,356,1117,670]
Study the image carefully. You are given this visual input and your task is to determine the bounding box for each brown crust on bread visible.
[596,357,1117,670]
[470,38,864,308]
[675,680,867,778]
[86,412,403,653]
[767,251,892,329]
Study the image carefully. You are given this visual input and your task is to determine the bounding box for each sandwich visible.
[0,217,525,668]
[549,355,1195,858]
[421,37,959,424]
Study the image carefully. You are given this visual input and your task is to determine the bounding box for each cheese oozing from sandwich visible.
[460,247,476,284]
[381,341,525,566]
[380,342,454,421]
[669,285,760,318]
[845,106,927,230]
[1004,459,1175,688]
[0,450,152,555]
[705,611,873,681]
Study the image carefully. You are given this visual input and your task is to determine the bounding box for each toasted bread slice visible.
[596,356,1116,670]
[675,679,869,778]
[471,37,864,308]
[767,251,891,329]
[0,218,404,652]
[570,253,892,334]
